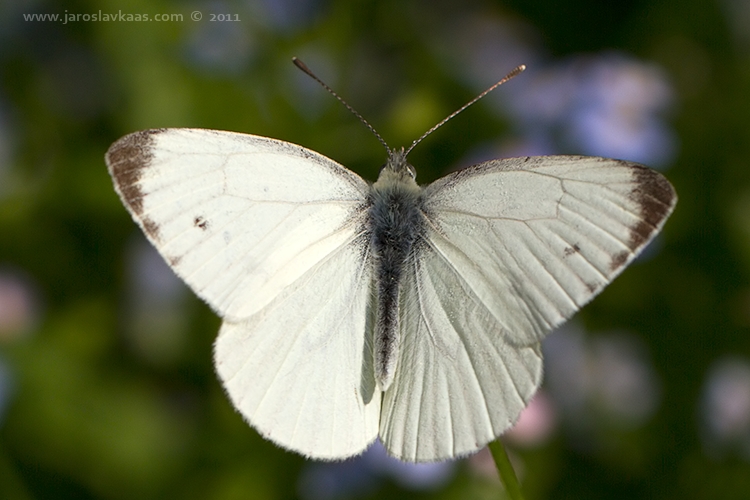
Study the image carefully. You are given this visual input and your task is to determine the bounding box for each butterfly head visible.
[374,147,418,189]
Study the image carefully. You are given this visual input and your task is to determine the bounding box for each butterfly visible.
[105,61,676,462]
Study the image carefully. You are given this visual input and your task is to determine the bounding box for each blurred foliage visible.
[0,0,749,499]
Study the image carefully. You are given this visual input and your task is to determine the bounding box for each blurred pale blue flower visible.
[250,0,323,34]
[433,13,543,95]
[700,357,750,459]
[364,440,455,489]
[282,49,340,120]
[298,455,378,500]
[506,54,677,168]
[123,237,189,364]
[430,13,677,169]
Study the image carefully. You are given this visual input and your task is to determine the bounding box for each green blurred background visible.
[1,0,749,498]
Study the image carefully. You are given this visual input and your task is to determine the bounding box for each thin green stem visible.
[488,439,525,500]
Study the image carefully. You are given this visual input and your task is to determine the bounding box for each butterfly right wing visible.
[380,155,676,461]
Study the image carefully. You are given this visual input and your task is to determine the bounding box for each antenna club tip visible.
[507,65,526,79]
[292,57,310,73]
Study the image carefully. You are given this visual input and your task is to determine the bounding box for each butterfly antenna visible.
[292,57,392,156]
[404,64,526,157]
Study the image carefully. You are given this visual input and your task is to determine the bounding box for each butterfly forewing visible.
[106,128,371,320]
[421,156,676,344]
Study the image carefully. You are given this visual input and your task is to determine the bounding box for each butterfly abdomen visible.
[369,177,426,391]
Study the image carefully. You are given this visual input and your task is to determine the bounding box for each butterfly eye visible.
[407,164,417,179]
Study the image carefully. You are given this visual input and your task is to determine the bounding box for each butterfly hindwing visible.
[380,244,544,461]
[215,233,380,460]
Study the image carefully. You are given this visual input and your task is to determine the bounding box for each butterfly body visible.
[369,148,426,391]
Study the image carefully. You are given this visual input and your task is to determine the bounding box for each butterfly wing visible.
[380,247,544,461]
[380,155,676,461]
[106,128,371,320]
[106,128,380,459]
[215,235,380,459]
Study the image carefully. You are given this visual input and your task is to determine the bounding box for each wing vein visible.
[419,257,495,437]
[521,220,598,301]
[425,217,552,336]
[490,222,578,312]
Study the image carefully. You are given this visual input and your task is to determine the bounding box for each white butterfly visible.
[105,66,676,463]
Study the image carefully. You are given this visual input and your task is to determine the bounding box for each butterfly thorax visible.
[369,150,425,391]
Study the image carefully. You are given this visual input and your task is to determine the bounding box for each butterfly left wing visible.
[106,128,381,459]
[380,155,676,461]
[106,128,371,321]
[215,232,380,460]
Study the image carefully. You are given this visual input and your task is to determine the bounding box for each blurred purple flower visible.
[506,390,558,447]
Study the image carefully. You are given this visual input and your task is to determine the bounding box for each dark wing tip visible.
[611,165,676,272]
[630,166,677,243]
[105,129,166,216]
[106,129,168,242]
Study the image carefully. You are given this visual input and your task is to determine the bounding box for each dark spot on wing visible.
[194,215,209,231]
[168,255,182,267]
[564,244,581,257]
